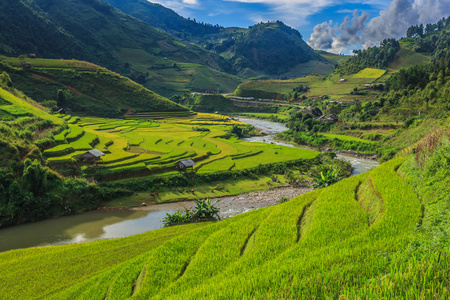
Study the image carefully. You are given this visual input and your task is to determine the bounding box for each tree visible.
[231,125,243,138]
[311,107,322,117]
[22,159,49,197]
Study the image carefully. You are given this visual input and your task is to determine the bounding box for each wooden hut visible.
[176,159,196,172]
[80,149,105,163]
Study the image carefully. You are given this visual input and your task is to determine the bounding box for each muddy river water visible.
[0,118,379,252]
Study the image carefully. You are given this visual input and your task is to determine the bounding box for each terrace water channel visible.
[0,119,378,252]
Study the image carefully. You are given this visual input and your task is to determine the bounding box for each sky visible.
[147,0,450,54]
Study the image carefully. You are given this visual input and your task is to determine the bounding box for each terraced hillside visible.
[44,114,319,181]
[4,156,446,299]
[235,68,385,103]
[0,57,186,118]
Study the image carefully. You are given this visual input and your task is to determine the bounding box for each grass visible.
[44,115,318,183]
[236,112,289,120]
[0,105,30,117]
[1,157,432,299]
[235,74,382,102]
[1,57,107,70]
[352,68,386,79]
[321,133,377,144]
[0,88,64,126]
[114,49,242,97]
[388,41,431,72]
[106,174,290,207]
[0,223,209,300]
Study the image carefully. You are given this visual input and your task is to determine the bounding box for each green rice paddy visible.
[352,68,386,79]
[3,157,439,299]
[44,113,319,180]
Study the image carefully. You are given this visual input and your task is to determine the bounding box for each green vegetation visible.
[41,114,320,184]
[316,50,351,65]
[7,155,449,298]
[184,94,233,112]
[334,38,400,75]
[352,68,386,79]
[2,4,450,298]
[101,1,332,80]
[163,198,220,227]
[0,58,186,118]
[0,0,242,97]
[234,73,382,104]
[310,167,341,188]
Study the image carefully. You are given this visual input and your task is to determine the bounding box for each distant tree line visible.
[334,39,400,75]
[407,17,450,59]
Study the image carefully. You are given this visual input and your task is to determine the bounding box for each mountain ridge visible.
[103,0,332,79]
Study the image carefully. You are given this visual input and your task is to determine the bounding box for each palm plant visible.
[193,198,221,220]
[310,167,341,189]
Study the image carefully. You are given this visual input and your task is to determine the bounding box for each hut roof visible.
[86,149,105,158]
[178,159,196,168]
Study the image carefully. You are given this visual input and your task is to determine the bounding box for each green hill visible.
[103,0,333,79]
[103,0,223,41]
[0,79,134,227]
[316,50,351,65]
[2,147,450,298]
[226,21,332,78]
[0,0,241,97]
[0,57,186,117]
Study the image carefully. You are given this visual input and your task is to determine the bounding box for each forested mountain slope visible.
[0,0,241,96]
[104,0,333,79]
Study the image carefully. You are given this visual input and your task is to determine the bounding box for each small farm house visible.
[81,149,105,163]
[176,159,196,171]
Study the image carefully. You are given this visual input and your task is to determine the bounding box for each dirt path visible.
[31,73,100,101]
[391,48,413,70]
[21,147,35,161]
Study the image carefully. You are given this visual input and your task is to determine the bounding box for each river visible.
[238,118,380,175]
[0,118,379,252]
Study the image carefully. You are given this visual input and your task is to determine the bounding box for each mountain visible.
[103,0,222,41]
[0,0,90,60]
[0,0,241,97]
[223,21,330,77]
[0,57,187,118]
[103,0,333,79]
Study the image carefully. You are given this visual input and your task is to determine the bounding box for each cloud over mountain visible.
[308,0,450,53]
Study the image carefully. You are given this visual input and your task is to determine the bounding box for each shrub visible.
[163,198,221,227]
[193,198,221,220]
[310,167,341,189]
[279,197,289,203]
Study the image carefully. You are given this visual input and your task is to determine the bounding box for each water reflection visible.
[0,209,174,252]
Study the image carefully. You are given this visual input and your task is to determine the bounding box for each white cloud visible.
[308,0,450,53]
[223,0,336,27]
[147,0,200,15]
[308,10,369,53]
[337,9,354,14]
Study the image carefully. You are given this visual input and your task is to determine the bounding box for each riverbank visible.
[133,185,313,219]
[0,118,378,252]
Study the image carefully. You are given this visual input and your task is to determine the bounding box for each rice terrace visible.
[1,0,450,299]
[45,113,319,181]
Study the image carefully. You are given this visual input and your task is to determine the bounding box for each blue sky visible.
[149,0,450,54]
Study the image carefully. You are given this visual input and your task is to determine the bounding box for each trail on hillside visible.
[31,73,100,102]
[391,48,413,70]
